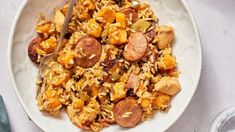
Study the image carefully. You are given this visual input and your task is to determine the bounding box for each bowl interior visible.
[9,0,201,131]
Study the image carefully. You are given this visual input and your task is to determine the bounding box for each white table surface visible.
[0,0,235,132]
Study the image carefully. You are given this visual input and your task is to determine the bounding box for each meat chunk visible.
[54,8,65,32]
[123,32,148,62]
[125,73,140,93]
[155,26,174,50]
[145,23,157,42]
[146,29,156,42]
[74,36,102,68]
[120,7,138,23]
[113,98,142,128]
[154,77,181,96]
[28,36,44,63]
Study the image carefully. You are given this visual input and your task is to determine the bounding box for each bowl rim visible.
[7,0,202,131]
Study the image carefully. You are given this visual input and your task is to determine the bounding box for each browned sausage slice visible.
[74,36,102,68]
[113,98,143,128]
[123,32,148,62]
[120,7,138,23]
[28,36,44,63]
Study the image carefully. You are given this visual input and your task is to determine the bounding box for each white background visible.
[0,0,235,131]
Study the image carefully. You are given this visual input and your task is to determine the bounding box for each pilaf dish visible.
[27,0,181,131]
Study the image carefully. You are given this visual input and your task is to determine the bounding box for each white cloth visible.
[0,0,234,131]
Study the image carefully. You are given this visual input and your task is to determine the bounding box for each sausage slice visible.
[74,36,102,68]
[113,98,143,128]
[28,36,44,63]
[123,32,148,62]
[120,7,138,23]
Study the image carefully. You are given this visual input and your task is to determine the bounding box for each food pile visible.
[27,0,181,131]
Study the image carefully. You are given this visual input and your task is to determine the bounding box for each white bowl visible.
[8,0,202,131]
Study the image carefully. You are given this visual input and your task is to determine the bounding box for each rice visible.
[28,0,180,131]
